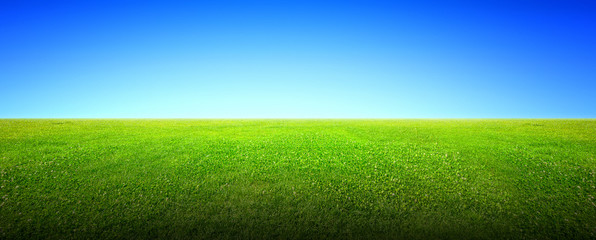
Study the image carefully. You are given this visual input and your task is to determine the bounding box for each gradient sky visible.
[1,0,595,118]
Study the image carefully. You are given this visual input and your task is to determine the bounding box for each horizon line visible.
[1,118,594,120]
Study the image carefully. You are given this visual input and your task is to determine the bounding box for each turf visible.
[0,119,595,239]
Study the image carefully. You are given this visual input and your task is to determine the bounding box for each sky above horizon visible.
[1,0,595,118]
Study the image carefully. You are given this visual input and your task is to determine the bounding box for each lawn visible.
[0,119,595,239]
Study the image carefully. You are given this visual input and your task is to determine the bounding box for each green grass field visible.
[1,119,595,239]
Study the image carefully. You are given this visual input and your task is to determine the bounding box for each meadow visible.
[0,119,595,239]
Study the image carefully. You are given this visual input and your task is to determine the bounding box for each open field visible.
[0,119,595,239]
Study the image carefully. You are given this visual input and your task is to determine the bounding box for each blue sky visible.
[1,0,595,118]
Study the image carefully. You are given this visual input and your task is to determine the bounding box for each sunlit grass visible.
[1,119,595,239]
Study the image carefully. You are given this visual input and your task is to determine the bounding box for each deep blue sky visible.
[1,0,595,118]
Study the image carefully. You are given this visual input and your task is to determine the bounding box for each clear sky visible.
[1,0,595,118]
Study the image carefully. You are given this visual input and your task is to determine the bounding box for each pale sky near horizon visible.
[1,0,595,118]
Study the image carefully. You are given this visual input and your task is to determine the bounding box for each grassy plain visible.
[0,119,595,239]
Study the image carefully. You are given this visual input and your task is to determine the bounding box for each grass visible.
[0,119,595,239]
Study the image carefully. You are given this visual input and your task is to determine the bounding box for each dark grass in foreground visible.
[0,119,595,239]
